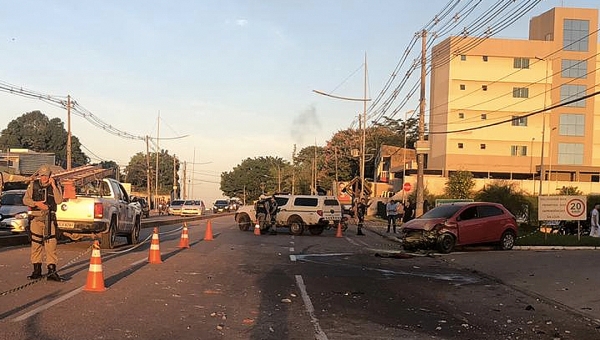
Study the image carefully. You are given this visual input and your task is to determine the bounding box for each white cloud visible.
[236,19,248,27]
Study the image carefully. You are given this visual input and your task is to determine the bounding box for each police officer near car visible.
[23,164,64,281]
[268,195,278,235]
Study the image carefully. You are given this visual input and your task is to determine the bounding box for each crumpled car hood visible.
[402,217,447,231]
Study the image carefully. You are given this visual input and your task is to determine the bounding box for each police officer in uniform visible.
[23,164,64,281]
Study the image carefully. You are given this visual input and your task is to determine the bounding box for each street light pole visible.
[360,53,367,200]
[536,57,549,196]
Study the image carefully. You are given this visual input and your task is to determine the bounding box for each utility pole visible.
[155,113,160,201]
[182,161,187,199]
[145,136,151,204]
[416,29,427,217]
[292,144,296,195]
[360,53,367,200]
[66,95,72,170]
[173,154,177,200]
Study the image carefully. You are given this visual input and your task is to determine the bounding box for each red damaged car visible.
[400,202,518,253]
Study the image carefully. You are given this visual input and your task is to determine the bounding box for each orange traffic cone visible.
[204,220,214,241]
[84,240,106,292]
[254,220,261,236]
[335,221,343,238]
[178,222,190,249]
[148,227,162,264]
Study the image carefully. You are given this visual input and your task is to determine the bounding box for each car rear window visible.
[275,197,289,206]
[171,200,184,206]
[293,197,318,207]
[324,199,340,206]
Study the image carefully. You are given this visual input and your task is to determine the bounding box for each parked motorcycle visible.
[556,220,590,236]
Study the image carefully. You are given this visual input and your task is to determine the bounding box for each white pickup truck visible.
[55,178,142,249]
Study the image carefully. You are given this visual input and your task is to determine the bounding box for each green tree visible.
[0,110,89,167]
[444,170,475,199]
[124,151,179,195]
[221,156,291,202]
[475,181,529,219]
[557,186,583,195]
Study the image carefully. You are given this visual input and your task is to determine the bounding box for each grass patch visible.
[517,228,600,247]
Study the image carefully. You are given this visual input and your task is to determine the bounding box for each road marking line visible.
[295,275,328,340]
[290,255,297,262]
[12,286,84,322]
[289,247,294,252]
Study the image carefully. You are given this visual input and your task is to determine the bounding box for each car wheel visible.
[288,217,304,236]
[437,233,455,253]
[238,214,251,231]
[499,230,516,250]
[126,218,141,245]
[308,226,324,235]
[100,217,117,249]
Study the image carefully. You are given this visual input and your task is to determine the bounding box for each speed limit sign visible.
[538,195,587,221]
[566,197,586,219]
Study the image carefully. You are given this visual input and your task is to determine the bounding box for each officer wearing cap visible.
[23,164,64,281]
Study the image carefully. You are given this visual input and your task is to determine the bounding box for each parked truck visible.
[55,177,142,249]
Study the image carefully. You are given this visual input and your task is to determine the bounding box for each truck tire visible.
[127,218,141,245]
[237,214,251,231]
[288,216,304,236]
[100,217,117,249]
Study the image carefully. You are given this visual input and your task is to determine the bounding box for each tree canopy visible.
[0,110,89,167]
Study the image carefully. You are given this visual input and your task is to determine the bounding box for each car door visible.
[475,204,507,242]
[456,206,485,245]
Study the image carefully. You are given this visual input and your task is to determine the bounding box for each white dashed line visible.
[295,275,328,340]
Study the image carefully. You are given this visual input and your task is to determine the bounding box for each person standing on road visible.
[386,199,400,233]
[356,198,367,236]
[590,203,600,237]
[402,201,415,224]
[23,164,64,281]
[268,195,278,235]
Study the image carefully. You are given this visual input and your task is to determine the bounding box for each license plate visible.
[57,221,74,229]
[324,215,337,221]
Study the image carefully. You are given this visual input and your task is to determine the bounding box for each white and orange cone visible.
[178,222,190,249]
[148,227,162,264]
[84,240,106,292]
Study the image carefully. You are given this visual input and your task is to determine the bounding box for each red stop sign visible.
[403,182,412,192]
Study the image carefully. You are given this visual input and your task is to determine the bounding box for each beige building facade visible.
[427,7,600,195]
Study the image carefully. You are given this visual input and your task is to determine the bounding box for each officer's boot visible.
[27,263,42,280]
[46,264,63,282]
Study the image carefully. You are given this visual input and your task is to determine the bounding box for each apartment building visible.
[428,7,599,194]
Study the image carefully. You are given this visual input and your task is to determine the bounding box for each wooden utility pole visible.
[66,95,72,170]
[182,161,187,199]
[360,53,367,200]
[155,113,160,201]
[145,136,151,204]
[416,29,427,217]
[173,154,177,200]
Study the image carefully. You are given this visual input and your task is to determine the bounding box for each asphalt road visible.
[0,216,599,339]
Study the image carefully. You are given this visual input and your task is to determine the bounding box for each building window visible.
[560,84,586,107]
[511,116,527,126]
[482,56,488,62]
[482,85,488,91]
[510,145,528,156]
[460,84,466,90]
[561,59,587,78]
[480,144,486,149]
[559,113,584,136]
[458,112,464,119]
[458,143,464,149]
[481,113,487,120]
[460,55,466,61]
[563,19,589,52]
[557,143,583,165]
[512,87,529,98]
[513,57,530,69]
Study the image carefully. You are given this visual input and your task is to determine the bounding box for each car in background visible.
[131,196,150,218]
[181,200,205,216]
[213,199,231,213]
[168,199,185,216]
[0,189,30,234]
[400,202,518,253]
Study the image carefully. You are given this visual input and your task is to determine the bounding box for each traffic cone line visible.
[254,220,261,236]
[148,227,162,264]
[335,221,343,238]
[204,220,214,241]
[84,240,106,292]
[178,222,190,249]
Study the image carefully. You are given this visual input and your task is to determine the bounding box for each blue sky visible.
[1,0,598,203]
